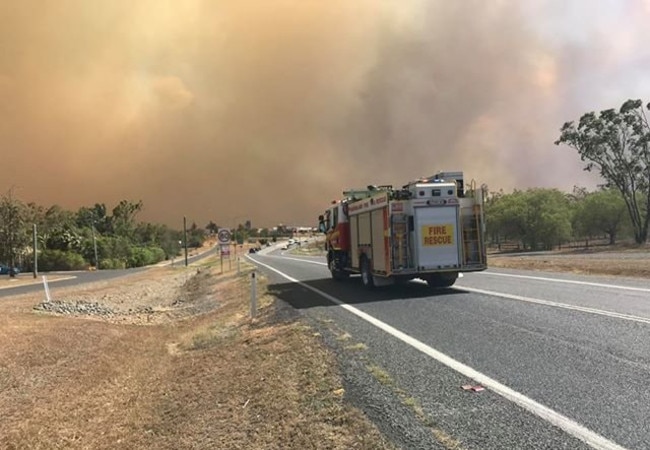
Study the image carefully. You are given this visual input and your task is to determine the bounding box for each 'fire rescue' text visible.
[421,224,454,246]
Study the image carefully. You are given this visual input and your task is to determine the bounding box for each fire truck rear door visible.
[414,205,460,269]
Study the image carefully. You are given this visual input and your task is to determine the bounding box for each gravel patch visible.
[31,267,224,325]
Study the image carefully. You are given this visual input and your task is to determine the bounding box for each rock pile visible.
[31,267,217,324]
[35,300,117,317]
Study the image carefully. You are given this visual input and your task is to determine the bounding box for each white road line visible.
[248,257,628,450]
[276,255,649,324]
[265,254,648,295]
[0,275,77,290]
[455,285,650,325]
[478,271,650,293]
[271,255,328,266]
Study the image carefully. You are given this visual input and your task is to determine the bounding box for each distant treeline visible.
[0,198,207,271]
[486,187,642,251]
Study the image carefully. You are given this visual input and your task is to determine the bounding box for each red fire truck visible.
[318,171,487,288]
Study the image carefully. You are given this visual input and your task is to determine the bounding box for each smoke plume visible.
[0,0,648,227]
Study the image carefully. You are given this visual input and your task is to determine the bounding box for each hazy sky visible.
[1,0,649,228]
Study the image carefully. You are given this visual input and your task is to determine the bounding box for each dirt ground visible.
[0,256,393,450]
[487,246,650,278]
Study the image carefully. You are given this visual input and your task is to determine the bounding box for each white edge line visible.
[479,271,650,293]
[272,255,650,325]
[456,286,650,325]
[0,275,78,290]
[248,256,627,450]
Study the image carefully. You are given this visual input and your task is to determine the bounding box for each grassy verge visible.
[487,250,650,278]
[0,261,394,449]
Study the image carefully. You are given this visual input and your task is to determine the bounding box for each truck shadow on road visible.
[266,276,464,310]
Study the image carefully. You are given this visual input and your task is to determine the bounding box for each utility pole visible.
[7,186,17,278]
[33,224,38,278]
[91,223,99,270]
[183,216,188,267]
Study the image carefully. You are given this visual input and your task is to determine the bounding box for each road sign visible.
[220,244,231,257]
[217,228,231,244]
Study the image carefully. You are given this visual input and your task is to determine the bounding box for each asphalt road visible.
[248,247,650,450]
[0,245,219,298]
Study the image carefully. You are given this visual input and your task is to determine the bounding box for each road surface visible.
[248,247,650,450]
[0,245,218,298]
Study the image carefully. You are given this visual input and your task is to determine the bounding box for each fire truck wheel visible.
[425,272,458,288]
[360,256,375,289]
[329,258,349,281]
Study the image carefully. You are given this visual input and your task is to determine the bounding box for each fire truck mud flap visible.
[360,256,375,289]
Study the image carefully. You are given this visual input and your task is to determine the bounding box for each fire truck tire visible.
[425,272,458,288]
[328,253,349,281]
[360,256,375,289]
[330,262,349,280]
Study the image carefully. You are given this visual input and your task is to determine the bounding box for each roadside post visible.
[220,244,231,273]
[42,276,52,302]
[250,271,257,318]
[217,228,232,274]
[33,224,38,278]
[183,216,188,267]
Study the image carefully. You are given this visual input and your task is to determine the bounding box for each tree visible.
[42,205,80,251]
[555,99,650,243]
[187,222,205,248]
[573,189,630,245]
[485,189,572,250]
[205,221,219,235]
[0,192,29,275]
[111,200,143,238]
[77,203,110,233]
[485,190,526,248]
[521,189,573,250]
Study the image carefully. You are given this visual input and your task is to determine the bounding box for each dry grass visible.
[487,247,650,278]
[366,365,394,386]
[288,238,325,256]
[0,259,394,450]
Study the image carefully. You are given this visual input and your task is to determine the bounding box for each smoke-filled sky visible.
[1,0,649,228]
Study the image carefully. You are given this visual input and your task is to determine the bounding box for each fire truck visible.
[318,171,487,288]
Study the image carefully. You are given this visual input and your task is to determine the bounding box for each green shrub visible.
[149,246,166,263]
[126,246,167,268]
[39,250,88,271]
[99,258,126,270]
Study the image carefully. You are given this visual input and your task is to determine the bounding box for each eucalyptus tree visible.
[556,99,650,243]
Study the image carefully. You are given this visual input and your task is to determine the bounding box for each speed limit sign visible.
[217,228,231,244]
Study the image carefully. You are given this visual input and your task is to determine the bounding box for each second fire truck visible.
[318,171,487,288]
